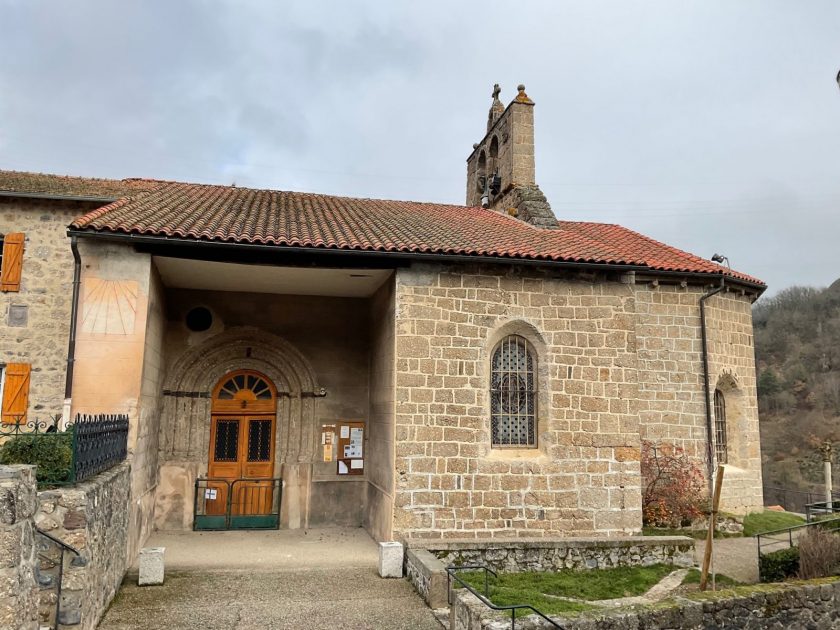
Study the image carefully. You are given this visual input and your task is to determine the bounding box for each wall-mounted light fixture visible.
[711,253,730,269]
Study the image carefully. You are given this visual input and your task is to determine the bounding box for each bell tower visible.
[466,84,556,229]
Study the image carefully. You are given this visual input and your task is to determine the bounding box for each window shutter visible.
[2,363,31,424]
[0,232,25,292]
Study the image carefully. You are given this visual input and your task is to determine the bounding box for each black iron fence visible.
[0,413,129,485]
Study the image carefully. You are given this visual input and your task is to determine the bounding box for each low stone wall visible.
[406,537,693,609]
[420,537,694,573]
[0,465,39,630]
[451,579,840,629]
[35,462,132,630]
[405,548,449,609]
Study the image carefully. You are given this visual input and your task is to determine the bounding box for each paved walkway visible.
[98,528,440,630]
[694,536,760,584]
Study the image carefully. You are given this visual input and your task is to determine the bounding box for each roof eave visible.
[67,228,766,293]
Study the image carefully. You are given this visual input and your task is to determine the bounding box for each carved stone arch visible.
[160,326,320,466]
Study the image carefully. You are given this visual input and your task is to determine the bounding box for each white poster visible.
[338,460,349,475]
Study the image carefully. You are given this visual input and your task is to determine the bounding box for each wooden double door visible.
[206,371,278,518]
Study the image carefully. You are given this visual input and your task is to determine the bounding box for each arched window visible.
[713,389,728,464]
[490,335,536,447]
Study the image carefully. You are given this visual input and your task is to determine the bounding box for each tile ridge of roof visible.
[150,179,565,231]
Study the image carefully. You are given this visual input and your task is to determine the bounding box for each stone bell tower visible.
[466,84,556,229]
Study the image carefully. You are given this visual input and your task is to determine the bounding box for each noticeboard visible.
[336,421,364,476]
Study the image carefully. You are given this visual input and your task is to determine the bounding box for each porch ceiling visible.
[153,256,391,297]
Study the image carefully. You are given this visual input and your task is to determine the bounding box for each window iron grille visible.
[490,335,536,447]
[714,389,728,464]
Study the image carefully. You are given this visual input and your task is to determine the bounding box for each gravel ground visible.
[694,536,760,584]
[98,567,441,630]
[97,528,440,630]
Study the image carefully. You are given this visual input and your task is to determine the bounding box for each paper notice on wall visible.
[338,460,349,475]
[348,427,363,458]
[351,459,364,470]
[323,443,333,462]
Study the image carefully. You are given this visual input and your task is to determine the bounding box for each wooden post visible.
[700,465,725,591]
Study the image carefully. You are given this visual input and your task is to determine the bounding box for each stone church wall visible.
[393,262,644,540]
[634,283,762,513]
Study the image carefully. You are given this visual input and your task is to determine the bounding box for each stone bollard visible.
[378,541,404,578]
[138,547,165,586]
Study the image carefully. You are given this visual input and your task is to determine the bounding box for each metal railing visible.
[194,477,282,530]
[805,499,840,523]
[0,413,128,485]
[35,526,85,630]
[763,484,840,514]
[446,564,565,630]
[755,516,840,557]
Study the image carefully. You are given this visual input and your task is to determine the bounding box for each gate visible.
[194,477,282,530]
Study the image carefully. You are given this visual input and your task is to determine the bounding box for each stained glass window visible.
[491,335,536,447]
[714,389,728,464]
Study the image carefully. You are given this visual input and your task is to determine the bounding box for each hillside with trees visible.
[754,278,840,499]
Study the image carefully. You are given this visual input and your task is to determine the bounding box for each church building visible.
[0,85,765,547]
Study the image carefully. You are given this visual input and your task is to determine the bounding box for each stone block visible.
[378,541,403,578]
[138,547,165,586]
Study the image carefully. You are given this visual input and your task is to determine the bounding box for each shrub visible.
[641,440,706,528]
[0,432,73,484]
[759,547,800,583]
[798,527,840,580]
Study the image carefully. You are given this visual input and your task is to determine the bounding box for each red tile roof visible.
[70,180,763,286]
[0,169,162,199]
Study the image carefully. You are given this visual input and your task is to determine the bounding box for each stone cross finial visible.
[487,83,505,131]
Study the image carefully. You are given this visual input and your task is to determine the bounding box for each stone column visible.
[821,441,834,510]
[0,465,39,630]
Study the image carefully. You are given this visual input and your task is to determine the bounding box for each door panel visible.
[208,414,275,515]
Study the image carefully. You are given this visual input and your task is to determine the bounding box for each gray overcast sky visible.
[1,1,838,295]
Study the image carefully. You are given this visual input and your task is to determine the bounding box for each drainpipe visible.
[700,275,726,488]
[63,236,82,426]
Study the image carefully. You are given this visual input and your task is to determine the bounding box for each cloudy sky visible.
[1,1,838,295]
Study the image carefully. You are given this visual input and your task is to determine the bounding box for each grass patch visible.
[743,510,805,537]
[681,568,741,587]
[454,564,676,616]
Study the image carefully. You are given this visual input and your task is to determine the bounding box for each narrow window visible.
[491,335,536,447]
[714,389,728,464]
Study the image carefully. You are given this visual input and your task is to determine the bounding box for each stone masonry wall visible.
[635,283,763,513]
[393,263,643,540]
[35,463,131,630]
[452,578,840,630]
[0,465,38,630]
[0,199,82,420]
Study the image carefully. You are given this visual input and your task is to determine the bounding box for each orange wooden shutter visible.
[0,232,25,292]
[2,363,31,424]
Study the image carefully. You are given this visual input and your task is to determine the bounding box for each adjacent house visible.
[0,85,765,548]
